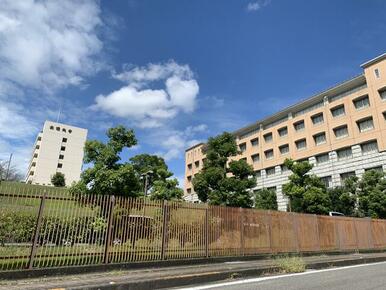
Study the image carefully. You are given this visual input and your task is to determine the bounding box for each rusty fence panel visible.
[1,188,386,271]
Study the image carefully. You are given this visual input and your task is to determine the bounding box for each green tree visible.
[192,132,256,208]
[253,188,278,210]
[70,126,142,197]
[150,179,184,201]
[282,158,331,214]
[51,172,66,187]
[130,154,173,193]
[357,170,386,218]
[327,176,357,216]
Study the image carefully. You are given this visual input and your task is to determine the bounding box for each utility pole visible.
[142,170,154,196]
[5,153,13,181]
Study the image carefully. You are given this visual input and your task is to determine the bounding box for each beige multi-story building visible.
[185,53,386,210]
[25,121,88,186]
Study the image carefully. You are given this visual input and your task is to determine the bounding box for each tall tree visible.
[0,160,23,182]
[70,126,142,197]
[192,132,256,208]
[327,176,357,216]
[150,179,184,201]
[357,169,386,218]
[282,158,331,214]
[253,188,278,210]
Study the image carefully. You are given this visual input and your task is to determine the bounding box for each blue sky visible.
[0,0,385,187]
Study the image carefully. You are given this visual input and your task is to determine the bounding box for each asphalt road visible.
[178,262,386,290]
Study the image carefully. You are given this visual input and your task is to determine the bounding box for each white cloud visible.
[0,0,103,92]
[246,0,271,12]
[94,61,199,128]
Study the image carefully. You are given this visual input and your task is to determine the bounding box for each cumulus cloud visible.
[94,61,199,128]
[246,0,271,12]
[152,124,207,161]
[0,0,103,92]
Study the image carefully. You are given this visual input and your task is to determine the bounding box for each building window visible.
[279,144,289,155]
[353,95,370,110]
[56,127,60,131]
[313,132,326,145]
[239,142,247,152]
[187,188,192,194]
[31,162,36,167]
[35,145,40,149]
[278,126,288,137]
[187,176,192,182]
[254,170,261,178]
[33,153,38,158]
[37,136,42,141]
[50,126,54,130]
[294,120,305,131]
[374,68,380,79]
[61,146,66,151]
[266,167,275,176]
[365,166,383,172]
[265,149,274,160]
[267,186,277,193]
[361,140,378,154]
[264,133,273,143]
[383,111,386,121]
[251,138,259,147]
[295,138,306,150]
[337,147,352,160]
[331,105,345,117]
[251,154,260,163]
[195,161,200,168]
[68,129,72,134]
[334,125,348,139]
[379,88,386,100]
[30,171,34,176]
[62,128,66,132]
[311,113,324,125]
[59,154,64,160]
[62,138,67,143]
[57,163,63,168]
[357,117,374,132]
[281,165,289,172]
[187,163,192,170]
[321,176,332,188]
[316,153,329,164]
[340,171,355,183]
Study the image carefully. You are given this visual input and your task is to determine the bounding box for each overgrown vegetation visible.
[274,256,306,273]
[193,132,256,208]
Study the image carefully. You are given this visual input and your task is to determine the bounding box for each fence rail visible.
[0,190,385,271]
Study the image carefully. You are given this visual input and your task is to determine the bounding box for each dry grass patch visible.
[274,256,306,273]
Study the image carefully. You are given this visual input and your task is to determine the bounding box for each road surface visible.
[178,261,386,290]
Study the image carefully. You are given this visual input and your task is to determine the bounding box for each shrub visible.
[274,256,306,273]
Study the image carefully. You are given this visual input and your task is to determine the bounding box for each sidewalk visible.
[1,252,386,290]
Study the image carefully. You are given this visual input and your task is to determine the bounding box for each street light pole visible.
[5,153,13,181]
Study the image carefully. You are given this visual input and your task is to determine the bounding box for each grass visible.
[274,256,306,273]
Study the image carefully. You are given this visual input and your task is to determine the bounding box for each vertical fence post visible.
[205,206,209,258]
[314,214,321,251]
[240,208,245,256]
[161,200,169,260]
[104,195,115,264]
[292,213,300,253]
[353,219,359,252]
[28,191,46,269]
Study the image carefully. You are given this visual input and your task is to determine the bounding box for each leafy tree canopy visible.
[150,179,184,201]
[254,188,278,210]
[192,132,256,208]
[51,172,66,187]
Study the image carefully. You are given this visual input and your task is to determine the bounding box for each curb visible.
[69,255,386,290]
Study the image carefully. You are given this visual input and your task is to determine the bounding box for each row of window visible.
[238,90,386,150]
[49,125,73,134]
[240,114,382,161]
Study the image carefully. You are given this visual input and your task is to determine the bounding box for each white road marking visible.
[177,261,386,290]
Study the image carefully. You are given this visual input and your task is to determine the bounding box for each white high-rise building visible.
[25,121,88,186]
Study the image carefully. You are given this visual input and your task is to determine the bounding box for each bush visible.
[0,212,36,245]
[274,256,306,273]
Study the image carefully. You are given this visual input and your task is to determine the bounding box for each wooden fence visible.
[0,189,385,271]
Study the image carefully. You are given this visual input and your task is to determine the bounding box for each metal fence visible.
[0,189,386,271]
